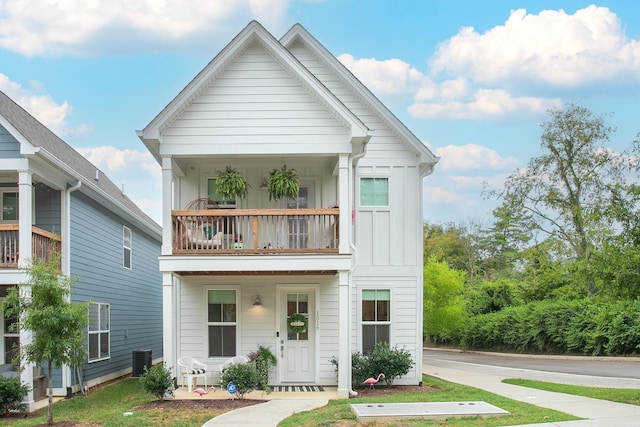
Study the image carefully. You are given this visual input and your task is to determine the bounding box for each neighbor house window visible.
[88,303,110,362]
[207,290,237,357]
[3,309,19,365]
[360,177,389,206]
[362,289,390,353]
[207,178,236,208]
[1,191,18,221]
[123,226,131,269]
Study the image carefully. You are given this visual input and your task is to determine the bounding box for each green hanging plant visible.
[215,166,249,200]
[267,165,299,201]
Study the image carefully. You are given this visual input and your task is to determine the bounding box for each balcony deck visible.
[0,225,62,268]
[172,208,339,255]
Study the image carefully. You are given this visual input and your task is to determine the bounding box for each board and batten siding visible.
[161,42,351,154]
[69,192,162,384]
[0,125,21,158]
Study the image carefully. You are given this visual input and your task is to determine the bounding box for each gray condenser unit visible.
[132,349,152,377]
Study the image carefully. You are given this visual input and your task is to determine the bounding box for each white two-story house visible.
[138,21,438,398]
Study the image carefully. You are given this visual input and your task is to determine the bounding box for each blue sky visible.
[1,1,639,227]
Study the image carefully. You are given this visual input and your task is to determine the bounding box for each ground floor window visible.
[88,303,110,362]
[3,309,18,365]
[207,289,237,357]
[362,289,390,353]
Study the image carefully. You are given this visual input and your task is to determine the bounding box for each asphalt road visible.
[423,348,640,386]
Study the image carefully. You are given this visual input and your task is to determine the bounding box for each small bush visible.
[0,376,30,416]
[352,342,414,387]
[220,363,258,399]
[140,363,174,400]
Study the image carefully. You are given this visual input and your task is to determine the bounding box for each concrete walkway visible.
[200,351,640,426]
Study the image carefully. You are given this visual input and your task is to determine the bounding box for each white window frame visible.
[360,289,391,353]
[359,177,390,208]
[205,287,240,358]
[123,226,132,270]
[88,302,110,362]
[0,190,18,222]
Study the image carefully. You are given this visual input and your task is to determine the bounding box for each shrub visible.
[140,363,174,400]
[0,376,30,416]
[220,363,258,399]
[248,345,277,394]
[352,342,414,387]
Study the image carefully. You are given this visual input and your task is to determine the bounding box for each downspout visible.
[346,142,368,397]
[64,180,81,395]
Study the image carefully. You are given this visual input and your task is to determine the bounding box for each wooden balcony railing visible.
[0,225,62,268]
[172,208,339,255]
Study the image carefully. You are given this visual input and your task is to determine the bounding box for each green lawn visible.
[503,378,640,406]
[0,376,580,427]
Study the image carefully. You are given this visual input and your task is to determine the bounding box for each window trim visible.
[360,288,392,353]
[88,302,110,363]
[0,190,18,222]
[359,176,390,208]
[205,287,240,358]
[123,226,132,270]
[207,177,237,209]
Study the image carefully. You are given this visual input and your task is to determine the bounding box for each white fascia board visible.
[159,254,352,273]
[281,25,437,166]
[0,158,28,171]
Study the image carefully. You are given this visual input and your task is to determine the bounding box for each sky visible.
[1,0,639,227]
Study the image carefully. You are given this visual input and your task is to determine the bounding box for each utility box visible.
[132,349,152,377]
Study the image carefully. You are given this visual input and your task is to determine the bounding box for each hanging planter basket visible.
[288,313,308,334]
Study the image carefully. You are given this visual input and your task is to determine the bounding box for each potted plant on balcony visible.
[266,165,299,201]
[215,166,249,201]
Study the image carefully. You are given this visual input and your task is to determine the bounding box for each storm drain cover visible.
[351,401,510,422]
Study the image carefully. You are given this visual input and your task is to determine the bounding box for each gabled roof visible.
[139,20,371,163]
[0,90,161,238]
[280,24,439,176]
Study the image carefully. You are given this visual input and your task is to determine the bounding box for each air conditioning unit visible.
[132,349,152,377]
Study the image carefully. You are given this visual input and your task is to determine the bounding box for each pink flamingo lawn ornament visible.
[193,386,216,396]
[363,373,385,391]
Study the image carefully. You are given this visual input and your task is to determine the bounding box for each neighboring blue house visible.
[0,90,163,411]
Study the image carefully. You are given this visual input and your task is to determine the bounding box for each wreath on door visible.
[288,313,308,333]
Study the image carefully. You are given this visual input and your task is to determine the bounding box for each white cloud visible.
[0,0,292,56]
[0,73,89,137]
[75,146,159,175]
[433,144,519,171]
[431,5,640,87]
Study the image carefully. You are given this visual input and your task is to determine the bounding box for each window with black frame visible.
[362,289,390,353]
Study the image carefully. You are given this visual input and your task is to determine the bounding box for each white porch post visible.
[18,170,35,411]
[162,272,177,380]
[161,157,173,256]
[337,270,351,398]
[337,154,349,254]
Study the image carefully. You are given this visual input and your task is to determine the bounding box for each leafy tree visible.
[2,254,89,426]
[489,104,640,294]
[423,257,465,343]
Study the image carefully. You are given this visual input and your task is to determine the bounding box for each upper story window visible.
[1,191,18,221]
[207,178,236,208]
[123,226,132,270]
[360,177,389,207]
[88,302,110,362]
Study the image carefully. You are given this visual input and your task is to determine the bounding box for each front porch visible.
[0,225,62,268]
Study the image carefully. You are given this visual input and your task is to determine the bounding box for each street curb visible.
[424,346,640,363]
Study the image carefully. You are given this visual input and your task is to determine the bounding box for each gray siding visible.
[34,183,61,233]
[69,191,162,384]
[0,124,21,158]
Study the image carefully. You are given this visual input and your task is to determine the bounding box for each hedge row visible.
[460,298,640,356]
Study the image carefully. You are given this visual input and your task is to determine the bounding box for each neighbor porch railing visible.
[172,209,339,254]
[0,225,62,268]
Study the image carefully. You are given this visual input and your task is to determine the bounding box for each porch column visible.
[18,170,35,411]
[337,154,349,254]
[162,272,177,379]
[161,157,173,256]
[337,270,351,398]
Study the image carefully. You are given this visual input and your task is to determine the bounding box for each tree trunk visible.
[48,360,53,426]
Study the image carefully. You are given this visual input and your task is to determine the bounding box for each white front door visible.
[279,290,315,383]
